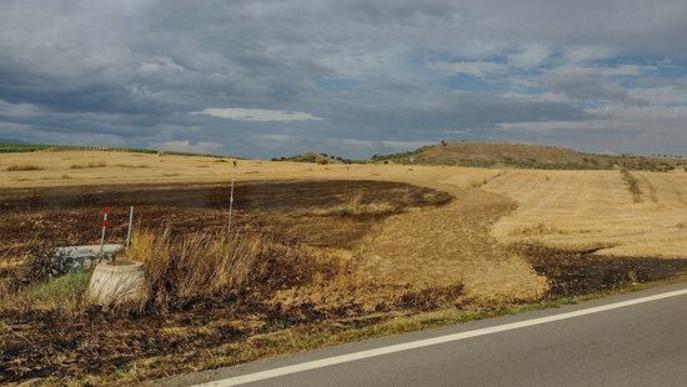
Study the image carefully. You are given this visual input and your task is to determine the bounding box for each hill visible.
[372,141,686,171]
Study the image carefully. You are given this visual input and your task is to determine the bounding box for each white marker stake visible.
[125,206,134,250]
[227,161,237,234]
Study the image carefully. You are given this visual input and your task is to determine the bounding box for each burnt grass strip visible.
[519,243,687,297]
[620,168,643,203]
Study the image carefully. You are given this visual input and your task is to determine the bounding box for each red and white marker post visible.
[100,207,110,260]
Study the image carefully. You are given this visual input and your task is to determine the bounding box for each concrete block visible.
[88,261,146,306]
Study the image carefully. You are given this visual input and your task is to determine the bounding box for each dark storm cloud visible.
[1,0,687,157]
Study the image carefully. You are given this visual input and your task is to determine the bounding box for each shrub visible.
[23,243,72,284]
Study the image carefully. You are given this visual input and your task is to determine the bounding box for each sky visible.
[1,1,687,159]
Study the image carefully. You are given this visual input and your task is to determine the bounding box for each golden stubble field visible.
[3,149,687,301]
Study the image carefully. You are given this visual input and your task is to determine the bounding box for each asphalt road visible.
[162,283,687,387]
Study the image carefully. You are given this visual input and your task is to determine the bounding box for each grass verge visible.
[106,272,687,385]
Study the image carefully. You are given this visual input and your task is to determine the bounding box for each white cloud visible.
[508,45,551,68]
[193,108,322,122]
[564,46,617,63]
[629,85,687,105]
[541,66,647,104]
[598,64,655,77]
[498,105,687,132]
[427,61,508,77]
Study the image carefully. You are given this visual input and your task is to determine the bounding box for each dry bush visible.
[468,179,487,188]
[509,222,559,237]
[308,192,397,217]
[22,243,73,284]
[5,164,43,171]
[129,228,340,310]
[70,161,107,169]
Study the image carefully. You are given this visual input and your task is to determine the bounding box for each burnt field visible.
[0,179,451,258]
[3,174,687,385]
[0,179,455,384]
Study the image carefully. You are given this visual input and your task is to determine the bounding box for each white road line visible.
[196,287,687,386]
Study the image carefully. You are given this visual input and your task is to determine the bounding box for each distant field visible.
[0,141,229,158]
[3,149,687,384]
[3,148,687,275]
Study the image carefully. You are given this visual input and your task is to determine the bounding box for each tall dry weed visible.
[129,228,339,310]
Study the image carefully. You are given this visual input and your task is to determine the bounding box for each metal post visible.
[99,207,109,261]
[125,206,134,250]
[227,160,237,234]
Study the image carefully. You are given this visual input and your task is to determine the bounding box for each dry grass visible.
[129,228,340,310]
[308,192,396,217]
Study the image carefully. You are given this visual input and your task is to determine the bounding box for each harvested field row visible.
[483,169,687,258]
